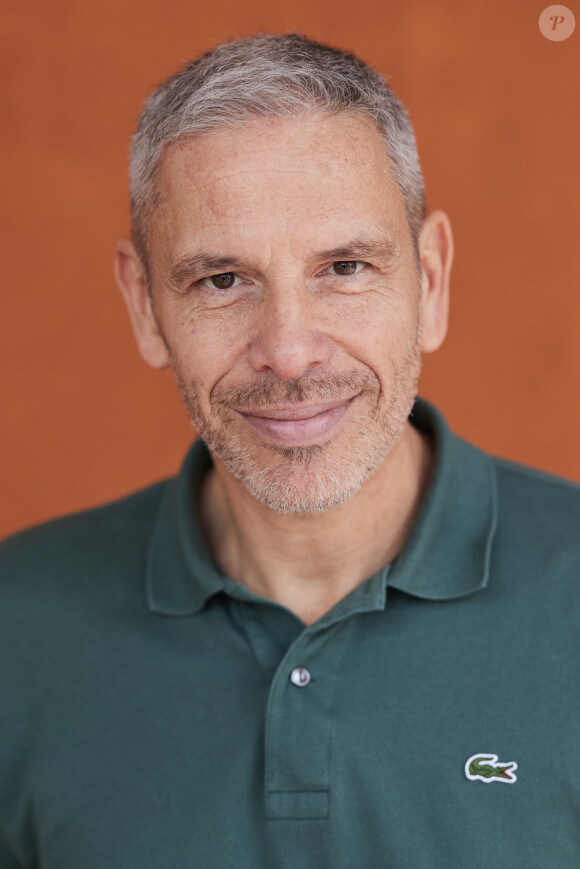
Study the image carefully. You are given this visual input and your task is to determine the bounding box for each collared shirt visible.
[1,397,580,868]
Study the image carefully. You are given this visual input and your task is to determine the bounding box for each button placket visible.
[264,620,353,820]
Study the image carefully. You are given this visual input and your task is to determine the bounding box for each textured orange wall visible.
[1,0,579,538]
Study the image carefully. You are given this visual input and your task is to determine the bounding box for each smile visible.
[237,396,358,446]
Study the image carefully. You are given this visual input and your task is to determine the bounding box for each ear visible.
[114,238,170,370]
[418,210,454,354]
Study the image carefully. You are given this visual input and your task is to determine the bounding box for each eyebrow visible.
[167,233,399,288]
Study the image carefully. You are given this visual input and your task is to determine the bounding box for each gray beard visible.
[168,323,423,514]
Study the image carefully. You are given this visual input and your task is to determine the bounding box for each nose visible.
[247,282,333,381]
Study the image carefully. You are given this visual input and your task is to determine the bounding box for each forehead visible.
[151,113,406,256]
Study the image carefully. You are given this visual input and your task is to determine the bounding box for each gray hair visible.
[129,32,426,274]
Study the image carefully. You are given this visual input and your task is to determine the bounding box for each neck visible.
[199,421,433,626]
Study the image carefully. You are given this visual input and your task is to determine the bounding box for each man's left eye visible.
[327,261,366,277]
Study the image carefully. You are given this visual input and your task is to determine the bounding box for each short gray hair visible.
[129,32,426,273]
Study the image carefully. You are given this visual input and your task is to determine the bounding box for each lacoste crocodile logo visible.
[465,753,518,784]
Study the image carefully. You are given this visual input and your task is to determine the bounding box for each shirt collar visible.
[146,433,224,616]
[146,397,498,616]
[386,399,498,600]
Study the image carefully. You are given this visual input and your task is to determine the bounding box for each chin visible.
[217,432,390,514]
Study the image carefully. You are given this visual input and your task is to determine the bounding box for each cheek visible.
[168,310,246,393]
[333,292,417,359]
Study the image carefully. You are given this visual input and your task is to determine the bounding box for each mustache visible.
[212,372,378,411]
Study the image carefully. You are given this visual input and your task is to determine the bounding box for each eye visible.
[198,272,240,291]
[326,261,367,277]
[196,261,368,291]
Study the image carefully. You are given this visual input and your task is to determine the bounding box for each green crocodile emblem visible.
[465,753,517,784]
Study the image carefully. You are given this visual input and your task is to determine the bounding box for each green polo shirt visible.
[1,397,580,868]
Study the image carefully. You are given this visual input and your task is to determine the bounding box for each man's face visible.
[145,112,426,513]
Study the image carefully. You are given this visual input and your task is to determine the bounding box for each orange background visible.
[1,0,579,538]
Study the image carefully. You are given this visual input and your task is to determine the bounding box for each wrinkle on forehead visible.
[151,113,408,270]
[160,113,396,195]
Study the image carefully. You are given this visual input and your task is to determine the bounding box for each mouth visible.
[236,395,358,446]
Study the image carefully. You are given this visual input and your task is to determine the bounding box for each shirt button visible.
[290,667,311,687]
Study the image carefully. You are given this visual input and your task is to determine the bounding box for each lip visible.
[237,395,357,446]
[239,398,353,421]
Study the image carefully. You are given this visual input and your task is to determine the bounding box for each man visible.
[1,32,579,869]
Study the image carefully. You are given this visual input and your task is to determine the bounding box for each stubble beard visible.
[169,319,423,515]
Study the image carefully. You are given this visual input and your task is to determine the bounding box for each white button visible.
[290,667,311,687]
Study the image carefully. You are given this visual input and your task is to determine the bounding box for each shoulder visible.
[0,478,171,611]
[492,453,580,522]
[488,453,580,583]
